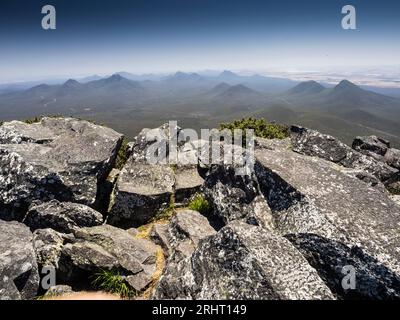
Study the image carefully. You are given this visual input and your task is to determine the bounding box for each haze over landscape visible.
[0,0,399,145]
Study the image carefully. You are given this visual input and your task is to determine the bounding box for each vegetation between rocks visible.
[187,193,211,215]
[92,268,136,299]
[220,117,289,140]
[115,137,130,170]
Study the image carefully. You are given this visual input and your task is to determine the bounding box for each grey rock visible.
[154,222,334,300]
[24,200,103,233]
[203,165,274,230]
[174,166,204,203]
[44,285,74,297]
[352,135,390,157]
[286,233,400,299]
[150,222,172,257]
[385,148,400,170]
[59,225,158,292]
[290,125,397,183]
[0,220,39,300]
[254,142,400,297]
[168,209,216,257]
[0,117,123,221]
[33,228,70,268]
[108,162,175,228]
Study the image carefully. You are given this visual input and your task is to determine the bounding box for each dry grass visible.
[141,247,166,299]
[41,291,122,300]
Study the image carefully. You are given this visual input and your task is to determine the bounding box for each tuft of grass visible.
[187,193,211,215]
[220,117,289,141]
[115,137,130,170]
[92,269,135,298]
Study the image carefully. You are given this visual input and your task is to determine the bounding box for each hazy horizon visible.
[1,0,399,83]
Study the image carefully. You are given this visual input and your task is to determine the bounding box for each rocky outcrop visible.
[0,220,39,300]
[352,135,390,159]
[154,222,334,300]
[2,118,400,301]
[290,126,398,183]
[254,139,400,297]
[58,225,158,292]
[24,200,103,234]
[0,117,123,221]
[33,228,73,269]
[108,124,204,228]
[385,148,400,170]
[203,164,274,230]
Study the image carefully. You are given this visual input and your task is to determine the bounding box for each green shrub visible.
[115,137,130,170]
[220,117,289,140]
[92,269,135,298]
[188,194,211,214]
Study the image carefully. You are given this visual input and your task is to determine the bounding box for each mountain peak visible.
[288,80,325,95]
[105,74,127,82]
[63,79,80,87]
[219,70,238,78]
[334,80,360,91]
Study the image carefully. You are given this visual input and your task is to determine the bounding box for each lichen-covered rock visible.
[385,148,400,170]
[108,162,175,228]
[108,124,205,228]
[0,220,39,300]
[44,285,74,298]
[254,142,400,297]
[290,125,397,183]
[154,222,334,300]
[58,225,158,292]
[24,200,103,233]
[286,233,400,299]
[352,135,390,158]
[168,209,216,256]
[150,223,172,257]
[0,117,123,221]
[203,164,274,230]
[33,228,73,268]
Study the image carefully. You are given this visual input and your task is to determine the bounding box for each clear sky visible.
[0,0,399,82]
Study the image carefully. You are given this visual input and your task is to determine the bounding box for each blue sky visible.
[0,0,399,81]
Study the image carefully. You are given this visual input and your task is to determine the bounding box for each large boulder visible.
[154,222,334,300]
[0,220,40,300]
[254,140,400,298]
[24,200,103,233]
[0,117,123,221]
[286,233,400,299]
[58,225,158,292]
[290,125,397,183]
[107,162,175,228]
[352,135,390,159]
[203,164,274,230]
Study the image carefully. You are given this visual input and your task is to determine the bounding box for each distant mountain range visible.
[0,71,399,146]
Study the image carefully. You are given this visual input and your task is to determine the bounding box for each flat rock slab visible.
[0,220,39,300]
[0,117,123,221]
